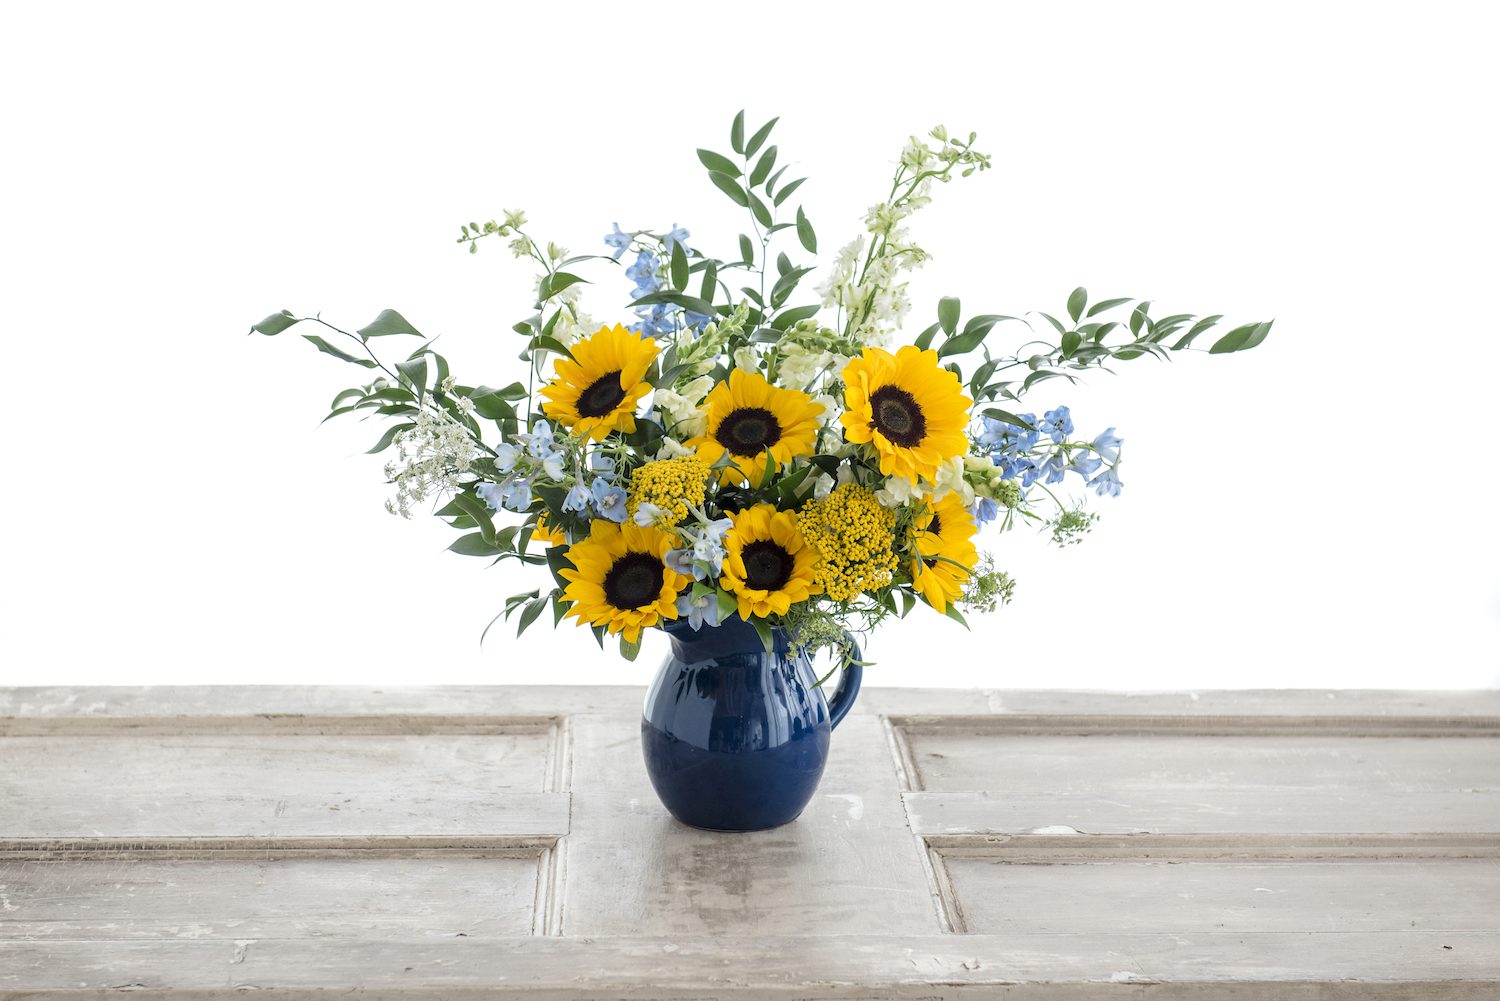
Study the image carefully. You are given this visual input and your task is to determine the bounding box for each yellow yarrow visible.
[796,483,899,601]
[626,455,710,529]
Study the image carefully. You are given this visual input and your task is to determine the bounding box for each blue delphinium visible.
[499,479,533,512]
[662,224,691,253]
[1039,405,1073,444]
[1089,464,1123,498]
[563,483,592,514]
[590,478,628,523]
[971,496,1001,526]
[604,223,632,260]
[676,589,723,630]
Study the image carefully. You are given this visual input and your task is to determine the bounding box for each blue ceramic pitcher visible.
[640,614,862,831]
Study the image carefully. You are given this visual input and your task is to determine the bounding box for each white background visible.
[2,1,1496,689]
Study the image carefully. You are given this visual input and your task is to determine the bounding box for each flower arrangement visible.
[252,112,1268,665]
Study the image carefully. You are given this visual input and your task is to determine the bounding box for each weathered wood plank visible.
[560,713,939,937]
[942,855,1500,935]
[0,722,570,843]
[0,852,545,941]
[2,933,1498,997]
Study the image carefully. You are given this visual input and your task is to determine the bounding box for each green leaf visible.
[670,240,689,291]
[516,595,549,637]
[302,334,376,368]
[619,633,643,661]
[739,234,755,266]
[744,117,778,159]
[358,309,422,339]
[451,492,497,545]
[528,335,575,360]
[730,110,746,154]
[329,387,363,410]
[538,272,587,300]
[1209,319,1273,354]
[769,267,812,310]
[749,616,774,653]
[709,171,750,207]
[1066,287,1088,323]
[795,206,816,254]
[365,421,414,454]
[748,191,772,228]
[772,177,806,207]
[749,145,777,187]
[700,260,718,303]
[1086,297,1133,318]
[251,310,299,336]
[1172,314,1223,350]
[938,297,961,336]
[980,408,1036,432]
[630,290,717,316]
[449,532,503,557]
[1129,301,1152,337]
[1061,330,1082,357]
[937,327,987,358]
[771,304,819,329]
[395,357,427,402]
[943,603,970,629]
[913,322,941,352]
[696,149,740,177]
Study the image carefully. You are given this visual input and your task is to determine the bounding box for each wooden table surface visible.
[2,685,1497,998]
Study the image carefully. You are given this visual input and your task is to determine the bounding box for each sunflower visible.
[909,491,979,614]
[720,504,821,618]
[840,346,972,484]
[532,514,567,546]
[540,324,658,441]
[559,521,688,643]
[688,369,823,486]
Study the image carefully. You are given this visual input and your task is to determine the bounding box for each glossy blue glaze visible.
[640,615,862,832]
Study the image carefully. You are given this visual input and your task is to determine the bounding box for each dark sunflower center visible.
[715,406,783,457]
[869,385,927,448]
[577,370,627,418]
[602,552,664,610]
[741,540,793,592]
[927,513,943,537]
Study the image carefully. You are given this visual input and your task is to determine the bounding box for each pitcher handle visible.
[826,634,863,730]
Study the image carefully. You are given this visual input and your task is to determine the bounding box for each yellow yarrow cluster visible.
[627,455,710,529]
[796,483,899,601]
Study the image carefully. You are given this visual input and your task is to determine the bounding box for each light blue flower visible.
[563,483,592,514]
[500,479,533,512]
[591,478,628,523]
[542,452,566,481]
[1068,450,1102,478]
[494,442,520,474]
[589,453,616,478]
[979,413,1040,453]
[521,420,556,459]
[664,548,697,577]
[632,502,663,527]
[1037,451,1068,485]
[662,224,691,254]
[692,532,727,576]
[1091,427,1123,464]
[1089,464,1123,498]
[626,250,659,288]
[972,496,1001,525]
[701,517,733,542]
[475,482,502,510]
[1040,405,1073,444]
[676,590,723,630]
[604,223,632,260]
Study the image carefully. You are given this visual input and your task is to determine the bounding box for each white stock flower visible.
[875,474,923,509]
[733,346,760,373]
[931,454,975,505]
